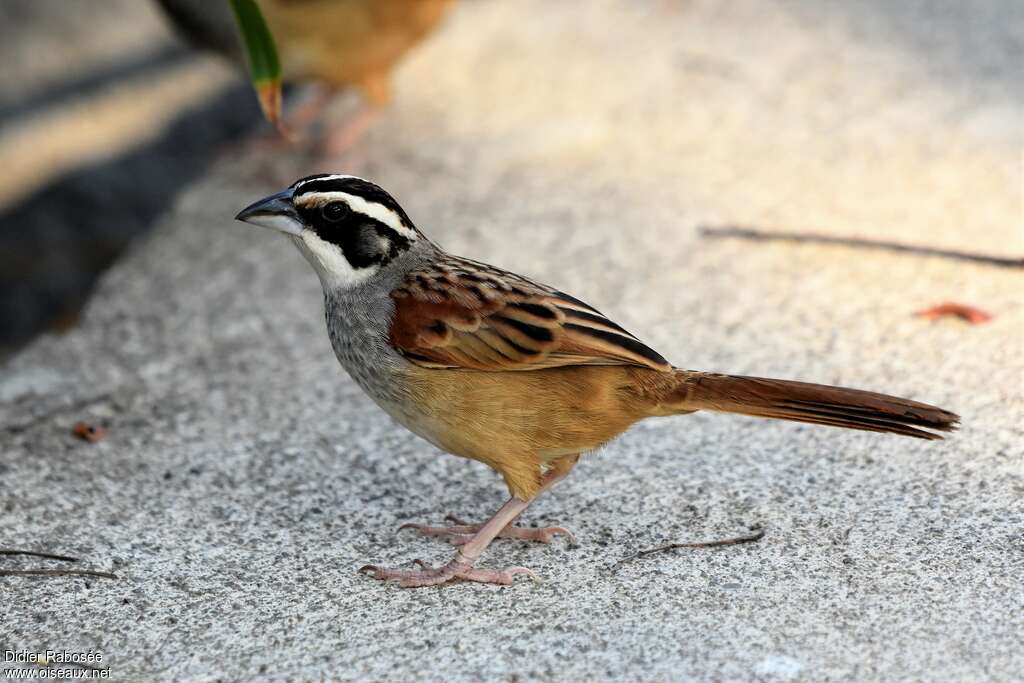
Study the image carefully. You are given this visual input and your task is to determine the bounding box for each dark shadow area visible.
[0,45,194,125]
[0,83,261,357]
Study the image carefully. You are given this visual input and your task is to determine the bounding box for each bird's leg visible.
[399,514,576,546]
[361,495,539,587]
[362,469,572,587]
[234,86,336,154]
[319,72,391,159]
[398,460,578,545]
[221,86,341,187]
[285,85,338,136]
[319,104,384,159]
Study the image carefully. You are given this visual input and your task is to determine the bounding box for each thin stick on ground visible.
[699,225,1024,269]
[614,527,766,569]
[0,548,118,579]
[0,549,81,562]
[0,568,118,580]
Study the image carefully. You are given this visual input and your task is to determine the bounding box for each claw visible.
[358,560,541,587]
[398,521,478,538]
[364,479,574,588]
[534,527,577,545]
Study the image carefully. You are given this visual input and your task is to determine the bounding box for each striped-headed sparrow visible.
[235,175,959,587]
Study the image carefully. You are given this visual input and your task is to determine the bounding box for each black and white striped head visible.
[235,174,422,290]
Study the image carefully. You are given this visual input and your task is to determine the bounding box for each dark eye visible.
[321,202,349,223]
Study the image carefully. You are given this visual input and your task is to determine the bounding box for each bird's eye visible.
[321,202,349,223]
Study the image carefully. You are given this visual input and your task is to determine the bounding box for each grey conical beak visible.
[234,189,303,236]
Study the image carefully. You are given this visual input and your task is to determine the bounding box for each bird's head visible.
[235,174,424,290]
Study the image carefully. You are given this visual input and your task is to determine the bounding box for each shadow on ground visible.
[0,82,260,356]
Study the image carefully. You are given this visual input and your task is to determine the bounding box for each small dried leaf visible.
[915,302,993,325]
[72,422,107,443]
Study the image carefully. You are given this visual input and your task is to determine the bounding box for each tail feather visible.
[668,372,959,440]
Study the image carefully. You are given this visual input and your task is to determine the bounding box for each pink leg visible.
[320,105,384,158]
[360,495,538,587]
[286,86,337,135]
[361,472,570,587]
[230,87,337,157]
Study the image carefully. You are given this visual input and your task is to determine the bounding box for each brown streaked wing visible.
[388,257,671,372]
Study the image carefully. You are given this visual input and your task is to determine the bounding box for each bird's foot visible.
[319,105,383,159]
[359,557,538,588]
[399,514,576,546]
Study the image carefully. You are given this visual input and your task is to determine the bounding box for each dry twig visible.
[614,527,765,569]
[72,422,108,442]
[915,302,994,325]
[0,549,80,562]
[700,225,1024,268]
[0,548,118,580]
[0,568,118,579]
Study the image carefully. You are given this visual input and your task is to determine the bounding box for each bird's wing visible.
[388,257,671,372]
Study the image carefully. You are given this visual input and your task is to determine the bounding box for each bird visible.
[234,174,960,587]
[156,0,455,153]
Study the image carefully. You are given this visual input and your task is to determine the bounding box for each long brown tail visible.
[667,371,959,440]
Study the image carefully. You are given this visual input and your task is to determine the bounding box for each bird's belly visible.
[372,396,454,453]
[390,366,653,463]
[324,332,459,453]
[356,365,665,501]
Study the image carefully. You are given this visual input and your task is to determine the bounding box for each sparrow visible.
[156,0,455,153]
[235,174,959,587]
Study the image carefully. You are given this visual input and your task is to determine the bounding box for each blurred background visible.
[0,0,260,358]
[0,0,1020,360]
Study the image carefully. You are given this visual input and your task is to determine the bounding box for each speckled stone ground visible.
[2,1,1021,680]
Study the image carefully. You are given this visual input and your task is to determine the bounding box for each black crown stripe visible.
[292,176,415,229]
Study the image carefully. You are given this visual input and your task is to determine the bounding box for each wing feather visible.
[389,256,671,372]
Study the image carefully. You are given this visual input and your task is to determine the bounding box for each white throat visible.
[290,232,379,291]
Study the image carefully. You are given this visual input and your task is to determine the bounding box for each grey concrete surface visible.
[2,1,1022,681]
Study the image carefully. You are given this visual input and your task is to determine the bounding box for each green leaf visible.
[228,0,285,133]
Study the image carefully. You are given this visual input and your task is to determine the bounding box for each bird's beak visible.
[234,189,303,236]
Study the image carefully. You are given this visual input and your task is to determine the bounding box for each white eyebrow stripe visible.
[292,174,358,191]
[298,190,418,240]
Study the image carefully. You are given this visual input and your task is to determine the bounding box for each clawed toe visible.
[358,562,448,587]
[514,526,576,545]
[399,520,477,534]
[397,522,475,546]
[371,480,572,588]
[458,565,539,585]
[398,515,576,546]
[359,559,539,587]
